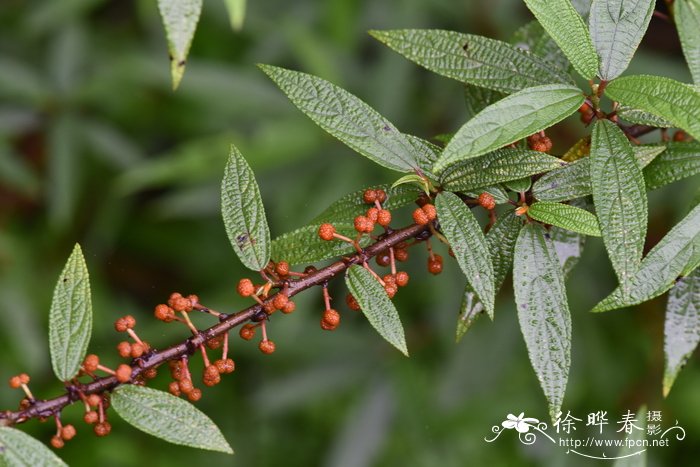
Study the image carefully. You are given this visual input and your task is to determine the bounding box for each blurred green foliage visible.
[0,0,698,465]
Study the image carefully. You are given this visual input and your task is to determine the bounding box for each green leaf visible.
[391,174,430,194]
[528,201,601,236]
[663,268,700,397]
[369,29,572,94]
[111,385,233,454]
[456,209,524,342]
[593,203,700,312]
[617,105,674,127]
[464,86,506,120]
[258,64,421,173]
[532,145,665,201]
[0,427,67,467]
[589,0,655,80]
[345,265,408,356]
[590,120,647,298]
[439,148,564,192]
[523,0,599,79]
[644,141,700,190]
[676,0,700,83]
[221,144,271,271]
[513,223,572,420]
[310,184,420,225]
[405,134,442,174]
[605,75,700,140]
[224,0,246,31]
[504,176,532,193]
[510,21,570,72]
[48,244,92,382]
[436,192,495,315]
[434,85,584,173]
[157,0,202,90]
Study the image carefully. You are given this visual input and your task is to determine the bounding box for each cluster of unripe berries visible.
[238,322,277,354]
[81,393,112,438]
[50,423,76,449]
[153,292,200,322]
[82,353,132,383]
[527,132,553,153]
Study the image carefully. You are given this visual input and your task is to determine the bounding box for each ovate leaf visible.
[271,223,371,266]
[224,0,246,31]
[593,203,700,312]
[590,120,647,298]
[513,223,572,420]
[157,0,202,90]
[528,201,601,236]
[369,29,572,94]
[434,84,583,173]
[221,144,271,271]
[532,144,664,201]
[111,385,233,454]
[259,65,420,173]
[49,244,92,382]
[605,75,700,139]
[345,265,408,356]
[503,177,532,193]
[663,268,700,397]
[436,192,495,315]
[523,0,599,79]
[455,210,523,342]
[644,141,700,190]
[589,0,655,80]
[676,0,700,83]
[439,148,564,192]
[0,427,67,467]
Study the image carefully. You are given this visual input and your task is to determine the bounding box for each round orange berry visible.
[395,271,409,287]
[83,355,99,372]
[413,208,430,225]
[259,340,276,354]
[363,189,378,204]
[377,209,392,227]
[318,223,336,241]
[281,300,296,314]
[478,192,496,210]
[237,278,255,297]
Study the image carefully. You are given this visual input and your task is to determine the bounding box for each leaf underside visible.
[157,0,203,90]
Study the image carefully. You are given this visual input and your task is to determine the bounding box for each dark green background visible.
[1,0,698,465]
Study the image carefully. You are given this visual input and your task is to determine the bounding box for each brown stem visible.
[0,221,431,426]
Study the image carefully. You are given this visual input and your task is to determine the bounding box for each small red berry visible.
[318,223,336,241]
[376,189,387,203]
[320,320,337,331]
[83,354,99,372]
[130,342,145,358]
[94,422,112,437]
[346,293,361,311]
[422,203,437,221]
[167,292,182,307]
[187,388,202,402]
[171,296,192,312]
[168,381,181,397]
[18,373,29,385]
[259,340,276,354]
[383,274,396,286]
[413,208,430,225]
[272,293,289,310]
[366,207,379,222]
[281,300,296,314]
[240,323,256,340]
[143,368,158,379]
[275,261,290,277]
[673,130,687,142]
[376,252,390,267]
[154,304,175,322]
[354,215,374,233]
[395,248,409,262]
[377,209,392,227]
[363,189,378,204]
[263,300,276,314]
[61,424,77,441]
[117,341,132,358]
[478,192,496,210]
[86,394,101,407]
[178,378,194,394]
[237,278,255,297]
[8,376,21,389]
[114,318,128,333]
[123,315,136,329]
[428,254,444,275]
[83,411,98,424]
[115,364,132,383]
[222,358,235,373]
[395,271,409,287]
[206,335,224,350]
[322,309,340,328]
[51,435,65,449]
